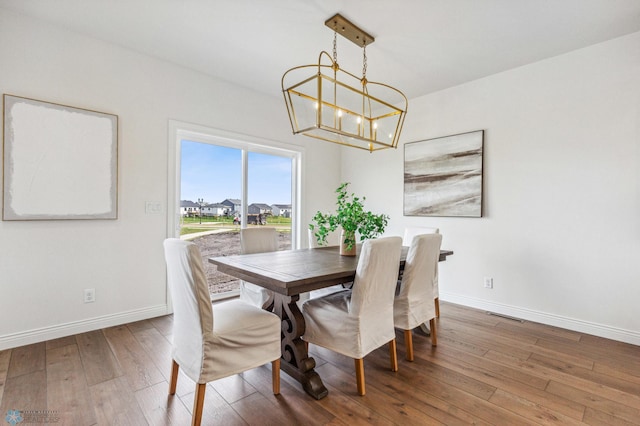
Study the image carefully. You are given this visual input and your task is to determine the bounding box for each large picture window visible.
[169,122,301,299]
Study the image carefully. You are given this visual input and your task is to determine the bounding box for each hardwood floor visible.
[1,302,638,425]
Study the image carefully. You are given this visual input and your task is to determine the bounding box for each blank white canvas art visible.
[404,130,483,217]
[3,95,118,220]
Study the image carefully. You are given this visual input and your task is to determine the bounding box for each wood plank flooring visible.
[1,302,638,425]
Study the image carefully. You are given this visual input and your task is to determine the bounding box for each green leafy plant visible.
[310,182,389,250]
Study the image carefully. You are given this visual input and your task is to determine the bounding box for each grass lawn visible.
[180,216,291,236]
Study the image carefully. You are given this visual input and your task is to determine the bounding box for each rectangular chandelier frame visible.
[282,14,408,152]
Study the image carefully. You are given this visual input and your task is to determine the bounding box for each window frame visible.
[167,121,303,303]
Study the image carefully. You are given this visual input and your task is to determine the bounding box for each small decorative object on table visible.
[310,182,389,256]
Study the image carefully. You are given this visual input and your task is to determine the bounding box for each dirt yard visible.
[190,230,291,295]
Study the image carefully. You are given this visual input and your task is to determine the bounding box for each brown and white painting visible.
[404,130,483,217]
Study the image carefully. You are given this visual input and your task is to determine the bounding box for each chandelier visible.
[282,14,408,152]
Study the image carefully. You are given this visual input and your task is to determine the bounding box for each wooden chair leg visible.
[354,358,365,395]
[404,329,414,361]
[435,297,440,318]
[272,359,280,395]
[430,318,437,346]
[389,339,398,372]
[192,383,206,426]
[169,360,179,395]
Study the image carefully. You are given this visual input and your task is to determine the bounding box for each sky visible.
[180,140,292,206]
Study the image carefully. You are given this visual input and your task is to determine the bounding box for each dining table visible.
[209,244,453,399]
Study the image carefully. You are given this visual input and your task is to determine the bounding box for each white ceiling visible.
[2,0,640,100]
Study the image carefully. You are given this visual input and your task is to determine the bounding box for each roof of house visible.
[180,200,199,208]
[222,198,241,205]
[249,203,272,210]
[272,204,292,209]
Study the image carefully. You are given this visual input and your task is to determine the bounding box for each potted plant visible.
[310,182,389,256]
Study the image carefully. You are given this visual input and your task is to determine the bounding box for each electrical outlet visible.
[84,288,95,303]
[483,277,493,289]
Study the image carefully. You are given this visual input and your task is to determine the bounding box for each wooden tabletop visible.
[209,246,454,296]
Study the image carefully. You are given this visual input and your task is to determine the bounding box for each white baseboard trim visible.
[440,292,640,346]
[0,304,170,351]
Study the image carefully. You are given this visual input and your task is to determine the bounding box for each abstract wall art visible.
[404,130,484,217]
[3,94,118,220]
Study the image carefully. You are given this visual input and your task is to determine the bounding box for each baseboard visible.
[440,292,640,346]
[0,304,170,351]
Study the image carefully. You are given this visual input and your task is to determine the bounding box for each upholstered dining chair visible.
[301,236,403,396]
[307,228,341,248]
[307,228,350,298]
[403,227,441,318]
[163,238,281,426]
[394,233,443,361]
[239,227,278,309]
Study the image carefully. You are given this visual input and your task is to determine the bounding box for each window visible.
[168,122,302,299]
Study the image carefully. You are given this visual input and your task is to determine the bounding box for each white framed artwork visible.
[3,94,118,220]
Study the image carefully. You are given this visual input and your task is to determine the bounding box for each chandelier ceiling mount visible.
[323,13,374,48]
[282,13,407,152]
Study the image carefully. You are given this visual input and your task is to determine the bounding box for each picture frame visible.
[404,130,484,217]
[3,94,118,220]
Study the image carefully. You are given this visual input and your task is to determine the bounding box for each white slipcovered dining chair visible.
[403,227,441,318]
[307,228,350,298]
[394,233,443,361]
[239,227,278,309]
[301,236,403,396]
[163,238,281,426]
[307,228,342,248]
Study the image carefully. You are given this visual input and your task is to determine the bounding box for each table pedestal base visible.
[272,294,328,400]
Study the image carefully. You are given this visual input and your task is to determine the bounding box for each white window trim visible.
[166,120,303,306]
[168,120,303,244]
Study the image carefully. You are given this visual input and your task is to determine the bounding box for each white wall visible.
[0,9,341,349]
[3,8,637,348]
[343,32,640,344]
